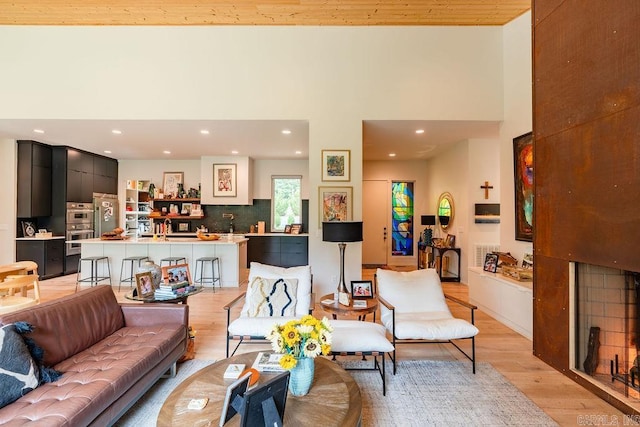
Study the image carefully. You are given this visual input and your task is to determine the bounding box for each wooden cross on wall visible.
[481,181,493,199]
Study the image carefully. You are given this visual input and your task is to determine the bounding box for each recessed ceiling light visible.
[415,129,425,134]
[389,153,397,157]
[163,150,171,154]
[200,130,210,135]
[104,150,112,154]
[282,129,291,135]
[112,129,122,135]
[231,150,239,155]
[295,150,302,155]
[33,129,45,134]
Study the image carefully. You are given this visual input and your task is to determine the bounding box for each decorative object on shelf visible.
[213,163,237,197]
[136,260,162,287]
[319,186,352,226]
[21,221,36,238]
[483,253,498,273]
[177,183,186,198]
[266,315,333,396]
[420,215,436,246]
[162,172,184,198]
[322,221,363,305]
[437,192,454,231]
[148,183,155,198]
[474,203,500,224]
[283,224,291,234]
[290,223,302,234]
[522,253,533,269]
[513,132,533,242]
[445,234,456,248]
[321,149,351,182]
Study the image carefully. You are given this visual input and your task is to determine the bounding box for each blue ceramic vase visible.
[289,357,314,396]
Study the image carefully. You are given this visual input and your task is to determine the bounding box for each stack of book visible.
[154,283,197,300]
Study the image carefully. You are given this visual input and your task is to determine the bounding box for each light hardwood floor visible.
[36,269,629,426]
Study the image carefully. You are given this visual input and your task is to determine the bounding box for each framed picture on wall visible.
[321,150,350,182]
[162,172,184,198]
[513,132,533,242]
[319,186,353,226]
[213,164,237,197]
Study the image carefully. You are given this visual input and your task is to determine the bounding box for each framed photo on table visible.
[213,163,237,197]
[135,272,155,298]
[351,280,374,298]
[290,223,302,234]
[319,186,352,226]
[161,263,192,286]
[322,150,350,181]
[162,172,184,198]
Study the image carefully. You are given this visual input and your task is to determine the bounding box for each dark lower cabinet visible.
[247,236,308,268]
[16,238,64,280]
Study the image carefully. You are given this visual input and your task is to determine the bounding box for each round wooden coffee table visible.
[157,351,362,427]
[320,293,379,321]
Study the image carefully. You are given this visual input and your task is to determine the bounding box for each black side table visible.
[431,246,461,282]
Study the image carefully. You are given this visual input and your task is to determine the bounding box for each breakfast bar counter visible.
[78,237,248,288]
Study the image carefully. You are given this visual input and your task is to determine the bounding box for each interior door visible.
[363,180,388,266]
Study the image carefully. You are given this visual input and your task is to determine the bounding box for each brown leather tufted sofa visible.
[0,285,188,426]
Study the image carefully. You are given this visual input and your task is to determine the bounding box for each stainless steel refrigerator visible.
[93,193,119,236]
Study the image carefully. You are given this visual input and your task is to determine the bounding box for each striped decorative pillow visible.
[243,277,298,317]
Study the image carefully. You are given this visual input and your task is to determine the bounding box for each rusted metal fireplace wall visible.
[532,0,640,413]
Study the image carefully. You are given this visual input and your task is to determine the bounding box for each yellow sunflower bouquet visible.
[266,315,333,370]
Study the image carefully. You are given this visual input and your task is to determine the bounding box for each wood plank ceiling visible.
[0,0,531,26]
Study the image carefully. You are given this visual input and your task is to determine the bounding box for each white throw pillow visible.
[242,277,298,317]
[245,262,312,316]
[376,268,450,314]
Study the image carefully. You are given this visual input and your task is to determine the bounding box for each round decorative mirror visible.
[437,192,455,231]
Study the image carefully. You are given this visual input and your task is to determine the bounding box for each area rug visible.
[340,359,559,426]
[115,359,558,426]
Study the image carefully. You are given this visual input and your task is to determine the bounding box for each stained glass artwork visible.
[391,182,414,256]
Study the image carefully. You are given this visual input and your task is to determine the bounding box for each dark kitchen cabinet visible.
[16,238,64,279]
[66,169,94,202]
[247,236,308,268]
[53,147,118,203]
[17,140,52,217]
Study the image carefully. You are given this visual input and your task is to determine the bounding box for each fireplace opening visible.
[574,263,640,404]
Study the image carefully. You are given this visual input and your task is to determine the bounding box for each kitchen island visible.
[78,236,248,288]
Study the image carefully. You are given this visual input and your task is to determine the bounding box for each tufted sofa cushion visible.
[0,286,125,367]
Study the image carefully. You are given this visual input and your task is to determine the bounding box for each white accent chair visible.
[224,262,313,357]
[375,268,479,373]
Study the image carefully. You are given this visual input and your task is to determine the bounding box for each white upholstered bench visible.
[330,320,394,395]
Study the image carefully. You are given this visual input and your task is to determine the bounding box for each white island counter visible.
[79,236,248,288]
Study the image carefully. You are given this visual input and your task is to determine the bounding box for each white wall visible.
[252,159,310,200]
[0,25,509,294]
[0,139,17,265]
[426,140,470,282]
[499,12,534,262]
[467,138,501,256]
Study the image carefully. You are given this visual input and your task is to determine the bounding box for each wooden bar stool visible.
[76,256,111,292]
[194,257,220,291]
[119,256,149,291]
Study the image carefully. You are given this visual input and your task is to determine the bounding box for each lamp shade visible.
[322,221,363,243]
[421,215,436,226]
[439,215,450,226]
